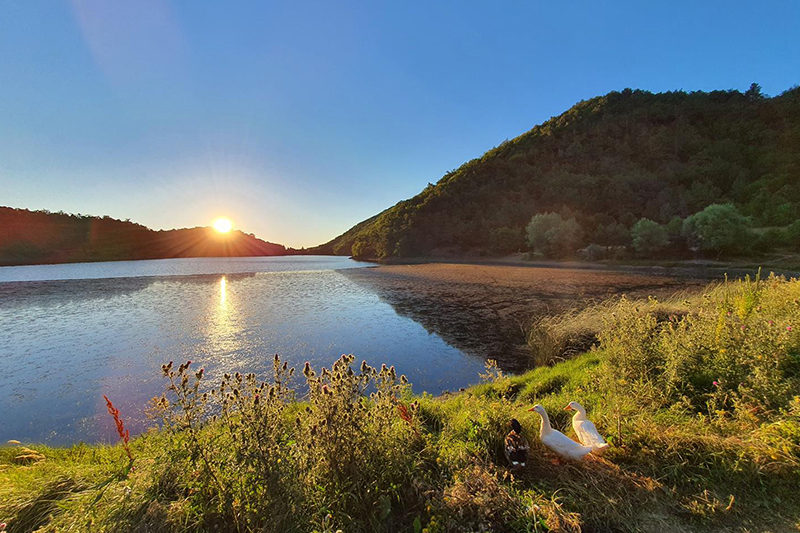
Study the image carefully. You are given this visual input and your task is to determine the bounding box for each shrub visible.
[525,213,583,258]
[592,222,631,247]
[151,354,423,532]
[599,274,800,415]
[631,218,669,256]
[682,204,751,256]
[489,226,525,254]
[756,228,790,252]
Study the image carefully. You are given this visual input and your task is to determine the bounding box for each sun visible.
[212,217,233,234]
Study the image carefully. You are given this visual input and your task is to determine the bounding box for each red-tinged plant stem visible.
[103,395,134,462]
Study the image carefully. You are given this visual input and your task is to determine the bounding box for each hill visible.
[314,84,800,260]
[0,207,286,266]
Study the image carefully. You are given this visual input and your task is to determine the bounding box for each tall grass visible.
[2,275,799,532]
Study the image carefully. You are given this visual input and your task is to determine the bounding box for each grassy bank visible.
[2,275,800,532]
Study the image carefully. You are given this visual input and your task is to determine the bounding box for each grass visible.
[2,275,800,532]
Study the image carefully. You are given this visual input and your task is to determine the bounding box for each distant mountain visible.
[313,84,800,260]
[0,207,286,266]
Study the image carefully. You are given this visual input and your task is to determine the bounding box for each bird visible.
[504,418,530,468]
[528,404,593,461]
[565,401,609,455]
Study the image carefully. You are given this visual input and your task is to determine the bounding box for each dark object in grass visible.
[504,418,530,468]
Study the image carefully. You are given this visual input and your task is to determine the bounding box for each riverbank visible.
[343,262,714,371]
[2,275,799,532]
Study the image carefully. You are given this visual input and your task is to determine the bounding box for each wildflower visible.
[254,394,260,406]
[303,362,312,377]
[103,395,133,462]
[788,326,793,332]
[769,320,774,326]
[713,381,719,386]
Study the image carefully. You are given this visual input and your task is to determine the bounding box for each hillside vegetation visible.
[315,84,800,260]
[2,274,799,532]
[0,207,286,266]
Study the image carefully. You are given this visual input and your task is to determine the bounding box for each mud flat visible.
[342,263,719,372]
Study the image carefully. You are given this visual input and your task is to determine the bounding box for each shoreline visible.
[342,262,716,372]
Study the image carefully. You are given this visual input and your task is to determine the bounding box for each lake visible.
[0,256,486,445]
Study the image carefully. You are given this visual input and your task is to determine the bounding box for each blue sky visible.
[1,1,798,247]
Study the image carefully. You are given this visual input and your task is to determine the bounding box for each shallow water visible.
[0,257,485,445]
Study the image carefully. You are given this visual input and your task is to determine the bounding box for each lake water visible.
[0,257,485,445]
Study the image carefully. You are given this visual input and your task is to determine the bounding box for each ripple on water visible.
[0,257,485,445]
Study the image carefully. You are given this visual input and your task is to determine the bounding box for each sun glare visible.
[212,217,233,233]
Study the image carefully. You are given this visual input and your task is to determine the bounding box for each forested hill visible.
[0,208,286,266]
[313,84,800,260]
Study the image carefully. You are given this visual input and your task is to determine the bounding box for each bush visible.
[592,222,631,247]
[599,274,800,415]
[489,226,525,254]
[756,228,790,252]
[152,354,423,532]
[682,204,751,256]
[580,243,606,261]
[525,213,583,258]
[631,218,669,256]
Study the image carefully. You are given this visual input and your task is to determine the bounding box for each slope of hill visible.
[0,208,286,266]
[315,84,800,260]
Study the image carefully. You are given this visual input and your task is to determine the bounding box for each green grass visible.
[2,275,800,532]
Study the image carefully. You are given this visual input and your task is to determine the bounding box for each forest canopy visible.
[313,84,800,260]
[0,207,286,266]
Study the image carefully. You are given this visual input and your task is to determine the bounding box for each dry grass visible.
[2,275,800,532]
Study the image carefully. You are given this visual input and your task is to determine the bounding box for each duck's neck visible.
[539,411,553,437]
[573,407,587,421]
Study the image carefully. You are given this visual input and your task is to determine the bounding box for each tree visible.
[489,226,525,254]
[592,222,631,247]
[631,219,669,256]
[682,204,751,256]
[745,82,765,102]
[526,213,584,258]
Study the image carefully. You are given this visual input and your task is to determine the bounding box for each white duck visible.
[565,401,609,455]
[528,404,593,461]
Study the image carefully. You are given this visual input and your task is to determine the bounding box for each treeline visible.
[0,207,286,266]
[526,203,800,261]
[314,84,800,260]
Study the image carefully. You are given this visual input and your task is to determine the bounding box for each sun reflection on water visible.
[202,275,245,364]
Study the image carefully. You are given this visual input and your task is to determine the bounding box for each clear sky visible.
[1,1,798,248]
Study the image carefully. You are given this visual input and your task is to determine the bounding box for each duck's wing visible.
[574,419,607,448]
[504,432,529,466]
[543,429,593,461]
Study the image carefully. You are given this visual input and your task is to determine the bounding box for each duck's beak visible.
[527,407,536,412]
[564,405,574,411]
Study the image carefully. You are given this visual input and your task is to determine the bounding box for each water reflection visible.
[0,259,485,445]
